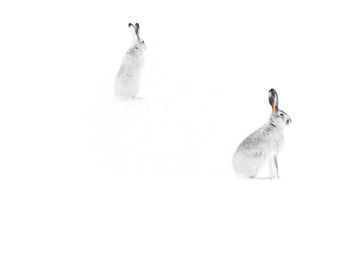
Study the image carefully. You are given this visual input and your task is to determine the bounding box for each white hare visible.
[233,89,291,179]
[114,23,146,99]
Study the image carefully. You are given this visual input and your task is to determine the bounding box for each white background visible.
[1,0,350,262]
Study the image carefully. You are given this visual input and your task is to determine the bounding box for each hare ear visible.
[135,23,140,35]
[268,89,279,112]
[128,23,135,29]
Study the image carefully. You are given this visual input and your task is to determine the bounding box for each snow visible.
[1,0,350,262]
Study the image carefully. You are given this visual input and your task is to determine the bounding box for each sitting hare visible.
[114,23,146,99]
[233,89,291,179]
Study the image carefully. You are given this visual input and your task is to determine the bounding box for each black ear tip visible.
[135,23,139,26]
[269,89,278,97]
[128,23,133,27]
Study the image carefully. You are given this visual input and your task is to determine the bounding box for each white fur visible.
[233,92,291,179]
[233,122,284,179]
[115,40,145,99]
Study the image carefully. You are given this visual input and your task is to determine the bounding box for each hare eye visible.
[279,113,284,117]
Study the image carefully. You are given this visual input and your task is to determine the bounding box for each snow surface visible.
[1,0,350,262]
